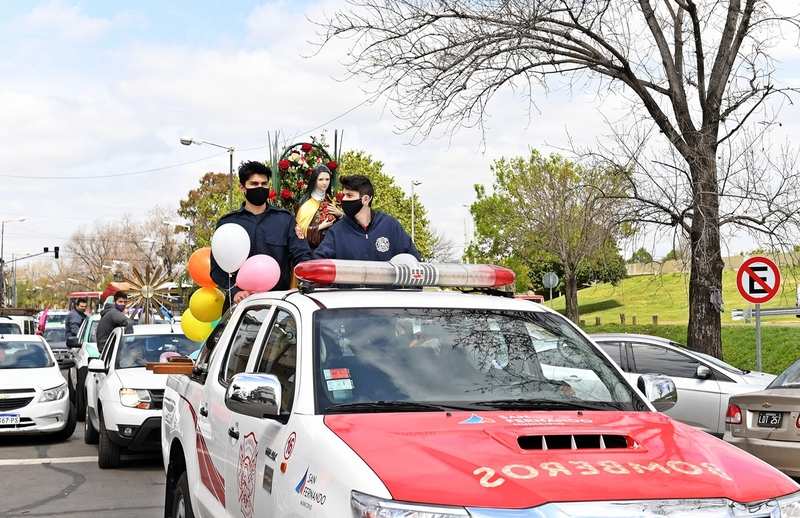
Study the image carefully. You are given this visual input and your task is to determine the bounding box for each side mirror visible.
[88,358,107,374]
[59,358,76,369]
[637,374,677,412]
[66,336,80,349]
[696,365,711,380]
[225,373,282,419]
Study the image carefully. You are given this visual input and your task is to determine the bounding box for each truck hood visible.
[325,411,798,508]
[0,367,63,391]
[115,367,167,390]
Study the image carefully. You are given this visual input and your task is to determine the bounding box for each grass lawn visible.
[583,323,800,375]
[549,268,800,325]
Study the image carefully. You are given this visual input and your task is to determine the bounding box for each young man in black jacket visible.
[96,291,133,353]
[313,174,420,261]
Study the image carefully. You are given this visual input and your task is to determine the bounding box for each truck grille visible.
[0,397,34,411]
[518,434,635,450]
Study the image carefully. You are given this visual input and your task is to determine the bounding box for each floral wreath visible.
[273,139,339,211]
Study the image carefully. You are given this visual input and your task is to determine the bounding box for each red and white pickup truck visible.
[161,260,800,518]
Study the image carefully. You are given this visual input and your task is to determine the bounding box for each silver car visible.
[590,333,775,436]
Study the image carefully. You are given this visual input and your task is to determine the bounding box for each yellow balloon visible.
[181,309,213,342]
[189,287,225,322]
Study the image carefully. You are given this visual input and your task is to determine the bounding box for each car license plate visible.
[0,413,20,425]
[757,411,783,428]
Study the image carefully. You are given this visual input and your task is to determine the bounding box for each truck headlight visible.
[351,491,468,517]
[119,388,152,409]
[39,383,68,402]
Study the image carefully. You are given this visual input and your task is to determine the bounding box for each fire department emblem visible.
[237,433,258,518]
[376,237,390,252]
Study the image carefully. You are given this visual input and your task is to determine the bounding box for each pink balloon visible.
[236,255,281,292]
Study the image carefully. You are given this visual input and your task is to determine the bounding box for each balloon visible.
[189,287,225,322]
[180,309,213,342]
[187,247,215,288]
[390,253,419,266]
[236,255,281,293]
[211,223,251,273]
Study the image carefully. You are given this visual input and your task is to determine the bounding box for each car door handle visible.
[228,425,240,440]
[199,405,208,418]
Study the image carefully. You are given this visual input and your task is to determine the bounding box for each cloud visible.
[20,1,113,41]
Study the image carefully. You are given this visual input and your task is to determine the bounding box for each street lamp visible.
[0,217,26,307]
[180,137,235,209]
[411,181,422,243]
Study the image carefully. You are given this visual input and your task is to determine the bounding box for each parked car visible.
[0,334,76,439]
[0,316,23,334]
[85,324,201,468]
[725,357,800,476]
[67,313,102,422]
[161,259,799,518]
[591,333,775,436]
[0,314,37,334]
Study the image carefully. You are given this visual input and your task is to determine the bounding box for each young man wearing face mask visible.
[96,291,133,354]
[210,161,312,305]
[313,174,421,261]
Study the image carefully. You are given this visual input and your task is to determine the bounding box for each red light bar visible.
[294,260,515,288]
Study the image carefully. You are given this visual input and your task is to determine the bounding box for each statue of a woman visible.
[295,165,343,249]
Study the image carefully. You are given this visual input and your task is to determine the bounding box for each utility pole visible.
[0,217,26,307]
[411,180,422,243]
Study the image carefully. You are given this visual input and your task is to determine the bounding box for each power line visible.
[0,152,226,180]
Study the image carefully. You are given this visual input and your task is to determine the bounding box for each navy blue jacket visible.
[313,211,421,261]
[211,205,312,298]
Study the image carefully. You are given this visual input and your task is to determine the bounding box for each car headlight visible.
[351,491,468,517]
[39,383,68,402]
[119,388,153,409]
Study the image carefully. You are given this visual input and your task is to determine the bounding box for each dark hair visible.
[114,291,128,302]
[75,298,88,306]
[238,161,272,185]
[339,174,374,205]
[302,165,334,202]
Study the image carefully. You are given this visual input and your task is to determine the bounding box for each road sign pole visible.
[549,287,553,308]
[755,303,762,371]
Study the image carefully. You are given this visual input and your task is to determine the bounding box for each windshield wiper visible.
[470,398,624,411]
[325,400,482,414]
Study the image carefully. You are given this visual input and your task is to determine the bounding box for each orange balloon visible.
[187,247,215,288]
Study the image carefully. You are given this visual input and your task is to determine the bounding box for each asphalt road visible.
[0,425,165,518]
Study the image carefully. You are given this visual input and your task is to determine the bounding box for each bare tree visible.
[430,229,459,262]
[321,0,800,357]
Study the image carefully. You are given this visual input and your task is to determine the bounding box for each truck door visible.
[198,304,272,518]
[227,306,301,518]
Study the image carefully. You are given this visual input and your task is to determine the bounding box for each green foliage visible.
[339,151,433,258]
[629,247,654,264]
[178,173,245,248]
[663,248,680,261]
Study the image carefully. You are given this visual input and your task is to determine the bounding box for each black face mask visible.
[245,186,269,206]
[341,198,364,219]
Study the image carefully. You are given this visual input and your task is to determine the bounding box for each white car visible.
[591,333,775,436]
[68,313,102,422]
[0,334,76,440]
[85,324,201,468]
[0,315,37,335]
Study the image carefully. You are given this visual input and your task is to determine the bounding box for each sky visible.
[1,0,799,270]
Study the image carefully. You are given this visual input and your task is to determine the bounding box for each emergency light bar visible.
[294,259,515,288]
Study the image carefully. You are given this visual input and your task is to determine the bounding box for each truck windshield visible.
[0,341,54,369]
[116,334,201,369]
[314,308,643,413]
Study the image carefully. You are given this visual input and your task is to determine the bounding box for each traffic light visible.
[43,247,49,253]
[54,246,59,259]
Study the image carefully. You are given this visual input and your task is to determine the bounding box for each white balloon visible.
[211,223,251,273]
[390,253,419,265]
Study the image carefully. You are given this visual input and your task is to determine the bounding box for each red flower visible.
[301,143,313,153]
[296,180,306,190]
[278,159,290,171]
[335,192,344,202]
[268,189,277,201]
[327,160,338,171]
[280,188,293,200]
[305,168,313,176]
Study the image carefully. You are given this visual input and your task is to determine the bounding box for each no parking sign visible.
[737,256,781,305]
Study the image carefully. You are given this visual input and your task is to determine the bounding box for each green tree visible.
[468,151,625,321]
[178,173,245,249]
[629,247,654,264]
[339,151,433,259]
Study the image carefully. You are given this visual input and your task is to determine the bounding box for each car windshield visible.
[768,359,800,389]
[314,308,643,413]
[692,350,746,375]
[0,341,54,369]
[46,314,67,324]
[0,322,21,334]
[43,327,67,346]
[116,334,201,369]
